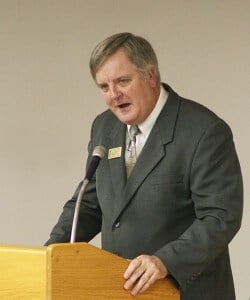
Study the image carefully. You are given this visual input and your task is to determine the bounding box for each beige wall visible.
[0,0,249,298]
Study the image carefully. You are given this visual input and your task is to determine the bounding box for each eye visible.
[118,78,130,86]
[99,84,109,92]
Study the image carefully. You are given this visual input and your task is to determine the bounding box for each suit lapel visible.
[114,89,181,220]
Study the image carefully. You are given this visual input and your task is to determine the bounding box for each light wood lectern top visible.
[0,242,180,299]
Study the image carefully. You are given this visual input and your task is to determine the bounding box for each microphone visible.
[85,145,106,182]
[70,145,106,243]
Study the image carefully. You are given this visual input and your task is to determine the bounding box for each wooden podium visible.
[0,243,180,299]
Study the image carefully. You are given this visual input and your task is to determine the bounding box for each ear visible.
[147,67,158,88]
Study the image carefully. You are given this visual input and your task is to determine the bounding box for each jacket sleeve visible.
[154,120,243,291]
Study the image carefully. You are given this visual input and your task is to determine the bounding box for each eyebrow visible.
[97,75,132,85]
[97,82,108,89]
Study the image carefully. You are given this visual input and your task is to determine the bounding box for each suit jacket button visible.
[112,221,120,231]
[114,221,120,228]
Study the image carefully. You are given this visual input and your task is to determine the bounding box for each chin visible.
[116,115,134,125]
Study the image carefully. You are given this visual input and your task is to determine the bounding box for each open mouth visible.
[118,103,130,109]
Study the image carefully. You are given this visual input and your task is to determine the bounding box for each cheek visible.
[125,87,140,103]
[101,93,111,106]
[104,97,110,106]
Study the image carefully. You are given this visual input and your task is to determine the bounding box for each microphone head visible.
[92,145,106,158]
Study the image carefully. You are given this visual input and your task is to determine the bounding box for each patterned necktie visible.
[126,125,140,177]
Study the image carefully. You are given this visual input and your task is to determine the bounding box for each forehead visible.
[95,49,137,82]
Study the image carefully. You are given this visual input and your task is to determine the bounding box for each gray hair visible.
[89,32,161,84]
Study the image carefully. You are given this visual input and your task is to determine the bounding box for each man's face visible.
[95,48,159,125]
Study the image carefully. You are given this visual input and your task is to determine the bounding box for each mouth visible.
[117,103,131,109]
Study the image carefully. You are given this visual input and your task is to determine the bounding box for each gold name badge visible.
[108,147,122,159]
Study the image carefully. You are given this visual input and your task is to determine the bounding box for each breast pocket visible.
[150,173,187,208]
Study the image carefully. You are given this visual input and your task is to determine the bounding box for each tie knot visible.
[129,125,140,141]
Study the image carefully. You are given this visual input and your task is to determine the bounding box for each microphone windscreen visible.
[85,145,106,181]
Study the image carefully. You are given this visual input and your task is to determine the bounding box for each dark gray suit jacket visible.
[46,84,243,299]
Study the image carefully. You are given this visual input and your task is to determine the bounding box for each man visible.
[45,33,243,299]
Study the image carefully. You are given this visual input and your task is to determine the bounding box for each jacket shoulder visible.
[93,109,120,132]
[164,83,224,127]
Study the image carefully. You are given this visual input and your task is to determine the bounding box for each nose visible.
[110,85,122,100]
